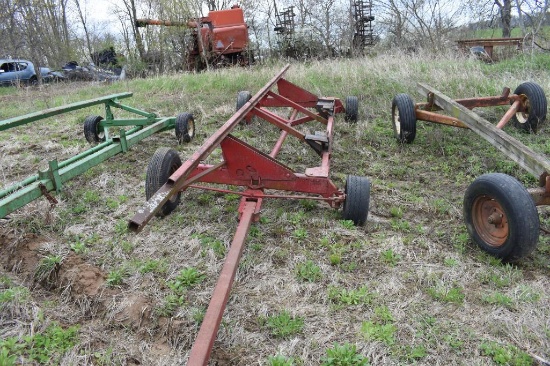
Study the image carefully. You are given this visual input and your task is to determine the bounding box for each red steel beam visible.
[187,199,260,365]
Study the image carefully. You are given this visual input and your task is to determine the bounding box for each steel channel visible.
[186,200,259,365]
[417,83,550,180]
[0,93,132,131]
[1,119,172,219]
[129,64,291,231]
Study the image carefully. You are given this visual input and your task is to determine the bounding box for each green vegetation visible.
[1,50,549,364]
[0,323,79,365]
[321,343,369,366]
[295,260,323,282]
[262,310,304,338]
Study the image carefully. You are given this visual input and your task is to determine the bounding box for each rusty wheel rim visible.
[515,95,530,124]
[472,195,508,247]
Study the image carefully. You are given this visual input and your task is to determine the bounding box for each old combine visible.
[136,5,251,71]
[129,65,369,364]
[391,82,549,261]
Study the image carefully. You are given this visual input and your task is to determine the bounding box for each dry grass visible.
[1,49,549,365]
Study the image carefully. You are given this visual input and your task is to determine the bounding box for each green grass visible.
[1,50,549,364]
[263,310,304,338]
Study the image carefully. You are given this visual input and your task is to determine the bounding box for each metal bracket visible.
[113,129,129,152]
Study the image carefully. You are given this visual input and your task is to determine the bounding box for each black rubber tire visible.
[391,94,417,143]
[345,96,359,122]
[511,82,547,133]
[463,173,539,261]
[83,115,105,143]
[342,175,370,226]
[236,91,252,111]
[146,147,182,217]
[175,113,195,144]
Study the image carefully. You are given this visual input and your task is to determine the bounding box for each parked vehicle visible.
[0,59,63,86]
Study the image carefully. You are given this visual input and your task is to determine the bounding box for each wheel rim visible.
[472,195,508,247]
[515,95,530,124]
[188,120,195,137]
[393,109,401,135]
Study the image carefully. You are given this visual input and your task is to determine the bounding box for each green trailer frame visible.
[0,92,192,219]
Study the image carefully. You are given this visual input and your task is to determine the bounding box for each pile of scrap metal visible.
[56,47,125,82]
[59,61,124,82]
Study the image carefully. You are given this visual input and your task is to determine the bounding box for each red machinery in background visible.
[136,5,251,71]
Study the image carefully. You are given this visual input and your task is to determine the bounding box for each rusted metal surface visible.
[415,109,469,128]
[457,38,523,59]
[129,65,291,232]
[529,175,550,206]
[417,83,550,182]
[187,200,259,365]
[495,99,521,129]
[129,65,355,364]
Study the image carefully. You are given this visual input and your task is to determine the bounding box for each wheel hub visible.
[472,195,508,247]
[393,111,401,134]
[515,95,530,124]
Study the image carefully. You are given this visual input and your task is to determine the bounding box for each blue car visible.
[0,59,62,86]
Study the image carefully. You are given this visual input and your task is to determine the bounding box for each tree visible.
[494,0,512,37]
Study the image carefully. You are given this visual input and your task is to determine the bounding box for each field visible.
[1,50,549,365]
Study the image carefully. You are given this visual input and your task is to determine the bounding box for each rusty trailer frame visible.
[128,65,370,364]
[391,82,549,261]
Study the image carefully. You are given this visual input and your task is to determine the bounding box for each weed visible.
[373,305,394,324]
[168,267,205,294]
[191,307,206,325]
[340,220,355,229]
[380,249,401,267]
[399,345,428,361]
[267,354,297,366]
[300,199,317,211]
[70,240,87,254]
[427,285,465,304]
[480,341,532,365]
[137,259,168,275]
[194,234,226,258]
[292,227,308,241]
[295,260,322,282]
[443,257,458,267]
[0,323,79,364]
[263,310,304,338]
[34,255,62,286]
[360,321,397,346]
[0,286,29,303]
[389,206,403,218]
[321,343,369,365]
[106,268,126,287]
[155,294,184,317]
[482,292,514,309]
[328,286,373,306]
[114,219,128,236]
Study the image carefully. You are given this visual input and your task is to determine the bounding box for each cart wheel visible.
[345,96,359,122]
[512,82,547,133]
[175,113,195,144]
[463,173,539,261]
[237,91,252,124]
[146,147,182,217]
[83,115,104,143]
[342,175,370,226]
[391,94,416,143]
[236,91,252,111]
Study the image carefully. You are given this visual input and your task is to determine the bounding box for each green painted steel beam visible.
[0,92,133,131]
[0,117,175,219]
